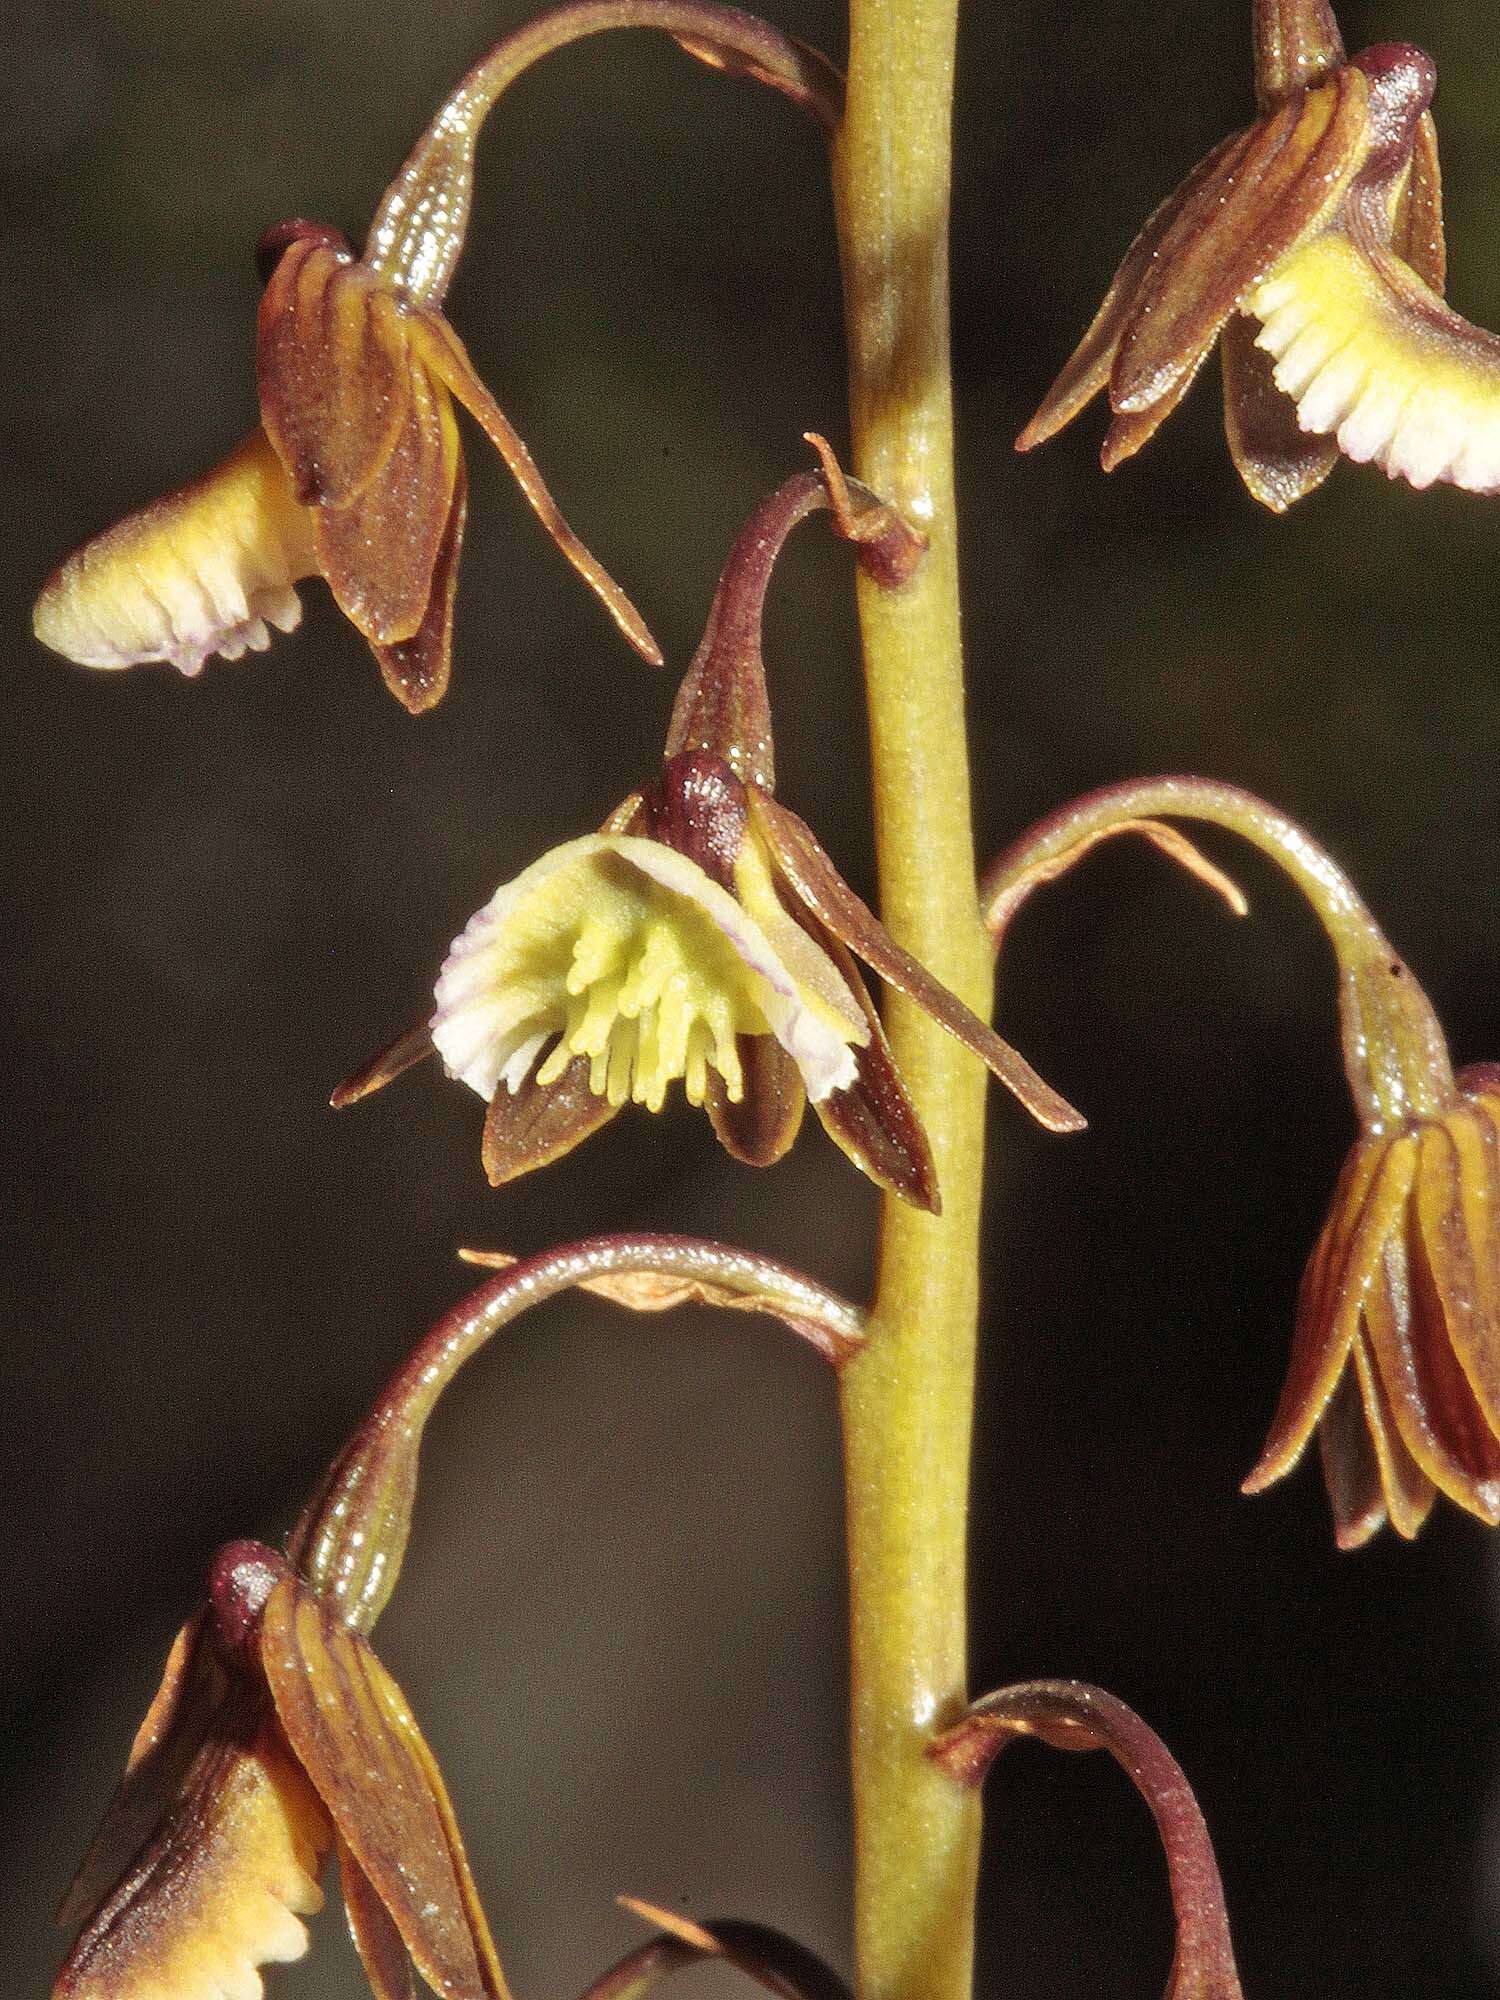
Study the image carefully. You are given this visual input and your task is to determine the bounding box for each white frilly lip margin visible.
[430,834,867,1107]
[33,429,318,678]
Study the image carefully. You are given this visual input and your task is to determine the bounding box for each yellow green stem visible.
[832,3,987,1997]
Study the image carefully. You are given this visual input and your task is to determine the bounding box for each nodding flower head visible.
[983,775,1500,1546]
[335,444,1083,1210]
[33,54,660,713]
[1015,0,1500,512]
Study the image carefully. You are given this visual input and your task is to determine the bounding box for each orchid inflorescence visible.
[33,0,1500,1994]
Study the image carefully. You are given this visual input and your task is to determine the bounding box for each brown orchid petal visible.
[601,792,648,837]
[1220,311,1338,510]
[749,794,1084,1135]
[1100,360,1204,470]
[984,814,1246,948]
[371,455,468,713]
[55,1701,330,2000]
[806,932,939,1212]
[258,1576,511,2000]
[258,239,413,509]
[481,1052,621,1187]
[931,1682,1243,2000]
[706,1032,807,1168]
[1347,1332,1437,1542]
[1362,1225,1500,1521]
[314,360,460,645]
[1316,1358,1389,1548]
[409,311,661,664]
[1252,0,1345,109]
[455,1238,865,1368]
[1112,68,1371,415]
[331,1022,436,1109]
[578,1902,852,2000]
[57,1612,226,1934]
[340,1835,420,2000]
[1243,1134,1416,1491]
[1410,1112,1500,1436]
[1017,132,1245,452]
[1393,111,1445,294]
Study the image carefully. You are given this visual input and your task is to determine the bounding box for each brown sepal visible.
[258,1575,511,2000]
[706,1032,807,1168]
[932,1681,1244,2000]
[312,362,460,646]
[258,238,412,509]
[1017,132,1244,452]
[1394,111,1445,293]
[1112,68,1372,416]
[1220,312,1338,510]
[482,1052,621,1187]
[806,931,940,1212]
[749,792,1084,1135]
[371,455,467,713]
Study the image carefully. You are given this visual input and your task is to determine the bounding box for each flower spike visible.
[931,1681,1244,2000]
[53,1235,859,2000]
[1016,0,1488,509]
[337,449,1080,1209]
[984,776,1500,1546]
[33,2,842,709]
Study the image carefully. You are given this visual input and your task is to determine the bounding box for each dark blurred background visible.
[6,0,1500,1995]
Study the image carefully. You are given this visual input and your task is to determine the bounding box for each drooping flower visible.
[1014,0,1500,510]
[53,1236,862,2000]
[335,449,1083,1209]
[982,776,1500,1545]
[34,79,666,710]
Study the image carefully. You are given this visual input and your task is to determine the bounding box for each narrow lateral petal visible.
[259,1577,511,2000]
[1316,1359,1390,1548]
[1393,111,1445,293]
[57,1612,223,1935]
[314,359,460,645]
[331,1021,436,1109]
[1253,0,1345,109]
[1243,1134,1413,1491]
[410,310,661,664]
[1113,69,1371,415]
[1017,131,1244,451]
[482,1052,621,1186]
[1410,1112,1500,1438]
[340,1835,419,2000]
[1101,360,1202,471]
[55,1700,330,2000]
[33,430,315,678]
[1249,228,1500,493]
[1221,310,1338,509]
[371,455,468,713]
[1362,1225,1500,1521]
[258,239,413,509]
[749,795,1084,1134]
[1348,1333,1437,1541]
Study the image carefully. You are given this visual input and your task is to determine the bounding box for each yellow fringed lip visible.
[430,831,870,1115]
[32,430,317,679]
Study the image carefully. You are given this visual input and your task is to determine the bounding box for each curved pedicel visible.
[365,0,844,306]
[982,775,1455,1134]
[577,1900,853,2000]
[287,1234,864,1632]
[931,1680,1244,2000]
